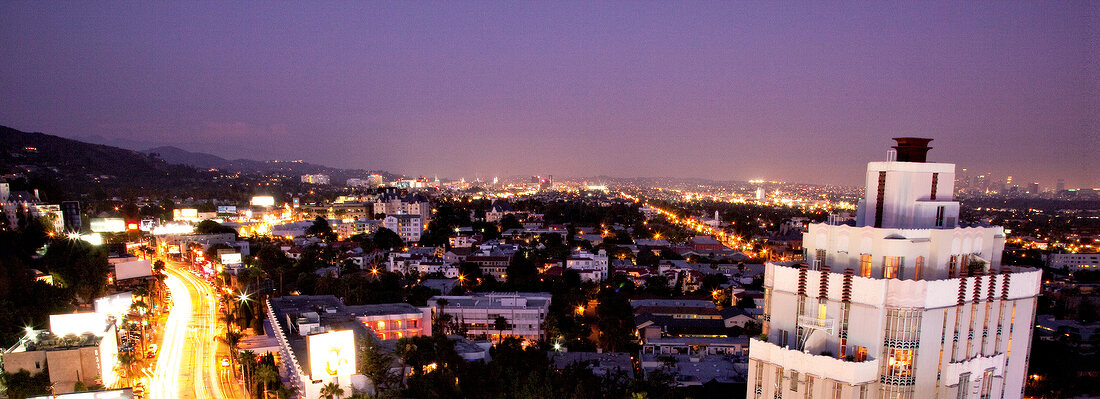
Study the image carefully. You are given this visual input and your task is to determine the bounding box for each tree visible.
[306,216,336,241]
[255,363,279,398]
[220,330,244,376]
[494,315,509,344]
[42,238,110,304]
[195,220,238,236]
[320,381,345,399]
[357,337,398,392]
[373,228,404,250]
[240,350,257,395]
[117,351,138,386]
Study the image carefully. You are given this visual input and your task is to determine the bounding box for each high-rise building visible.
[1056,179,1065,192]
[747,138,1041,399]
[1028,182,1039,195]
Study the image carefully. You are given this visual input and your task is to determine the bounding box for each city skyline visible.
[1,2,1094,188]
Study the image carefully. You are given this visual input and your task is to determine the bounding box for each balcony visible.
[748,338,879,385]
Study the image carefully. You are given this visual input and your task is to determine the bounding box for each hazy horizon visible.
[2,2,1095,188]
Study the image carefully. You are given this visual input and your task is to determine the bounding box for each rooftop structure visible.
[748,138,1042,399]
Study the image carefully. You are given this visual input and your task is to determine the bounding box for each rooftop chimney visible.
[891,137,933,163]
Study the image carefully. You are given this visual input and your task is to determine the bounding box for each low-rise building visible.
[429,292,552,342]
[2,326,119,395]
[566,250,609,282]
[345,303,431,340]
[1047,252,1100,271]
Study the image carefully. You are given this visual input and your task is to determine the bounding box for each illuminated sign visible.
[94,292,134,320]
[50,312,107,337]
[90,218,127,233]
[126,223,139,231]
[172,208,199,221]
[251,196,276,207]
[219,253,242,265]
[307,330,356,379]
[217,206,237,214]
[167,245,181,254]
[115,259,153,281]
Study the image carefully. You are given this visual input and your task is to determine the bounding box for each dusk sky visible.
[1,2,1095,187]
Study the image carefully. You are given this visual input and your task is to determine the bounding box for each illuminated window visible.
[885,348,914,377]
[883,256,904,279]
[949,255,959,278]
[860,254,872,277]
[914,257,925,280]
[377,321,385,330]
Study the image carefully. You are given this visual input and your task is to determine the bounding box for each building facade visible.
[429,292,551,342]
[747,138,1041,399]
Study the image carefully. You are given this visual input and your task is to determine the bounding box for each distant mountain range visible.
[138,145,400,183]
[0,125,213,199]
[1,126,400,192]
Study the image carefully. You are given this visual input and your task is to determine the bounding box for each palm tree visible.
[220,330,244,376]
[275,385,299,399]
[320,381,345,399]
[117,351,138,386]
[254,364,279,399]
[239,350,257,394]
[434,298,449,336]
[493,315,509,344]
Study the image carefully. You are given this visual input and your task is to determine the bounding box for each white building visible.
[566,249,609,282]
[383,214,423,243]
[429,292,551,342]
[747,138,1041,399]
[1047,253,1100,271]
[301,174,331,184]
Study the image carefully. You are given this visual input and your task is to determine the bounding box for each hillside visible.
[0,125,214,199]
[140,146,402,183]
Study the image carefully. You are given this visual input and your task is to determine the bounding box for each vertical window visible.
[816,249,827,268]
[781,330,789,348]
[931,173,939,201]
[957,373,970,399]
[914,257,925,280]
[860,254,872,277]
[949,255,959,278]
[856,346,868,362]
[833,382,843,399]
[883,256,904,279]
[980,369,994,399]
[936,206,946,227]
[875,171,887,228]
[790,371,799,391]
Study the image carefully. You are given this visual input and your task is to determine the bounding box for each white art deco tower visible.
[747,138,1041,399]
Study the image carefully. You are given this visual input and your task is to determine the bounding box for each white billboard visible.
[251,196,276,207]
[217,205,237,214]
[50,312,108,337]
[114,259,153,281]
[94,292,134,320]
[219,253,242,265]
[90,218,126,233]
[307,330,356,380]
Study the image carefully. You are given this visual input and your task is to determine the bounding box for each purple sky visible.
[1,2,1095,187]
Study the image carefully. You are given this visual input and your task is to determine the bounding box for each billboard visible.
[251,196,276,207]
[115,259,153,281]
[50,312,107,337]
[94,292,134,319]
[307,330,356,380]
[219,253,242,265]
[90,218,127,233]
[217,205,237,214]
